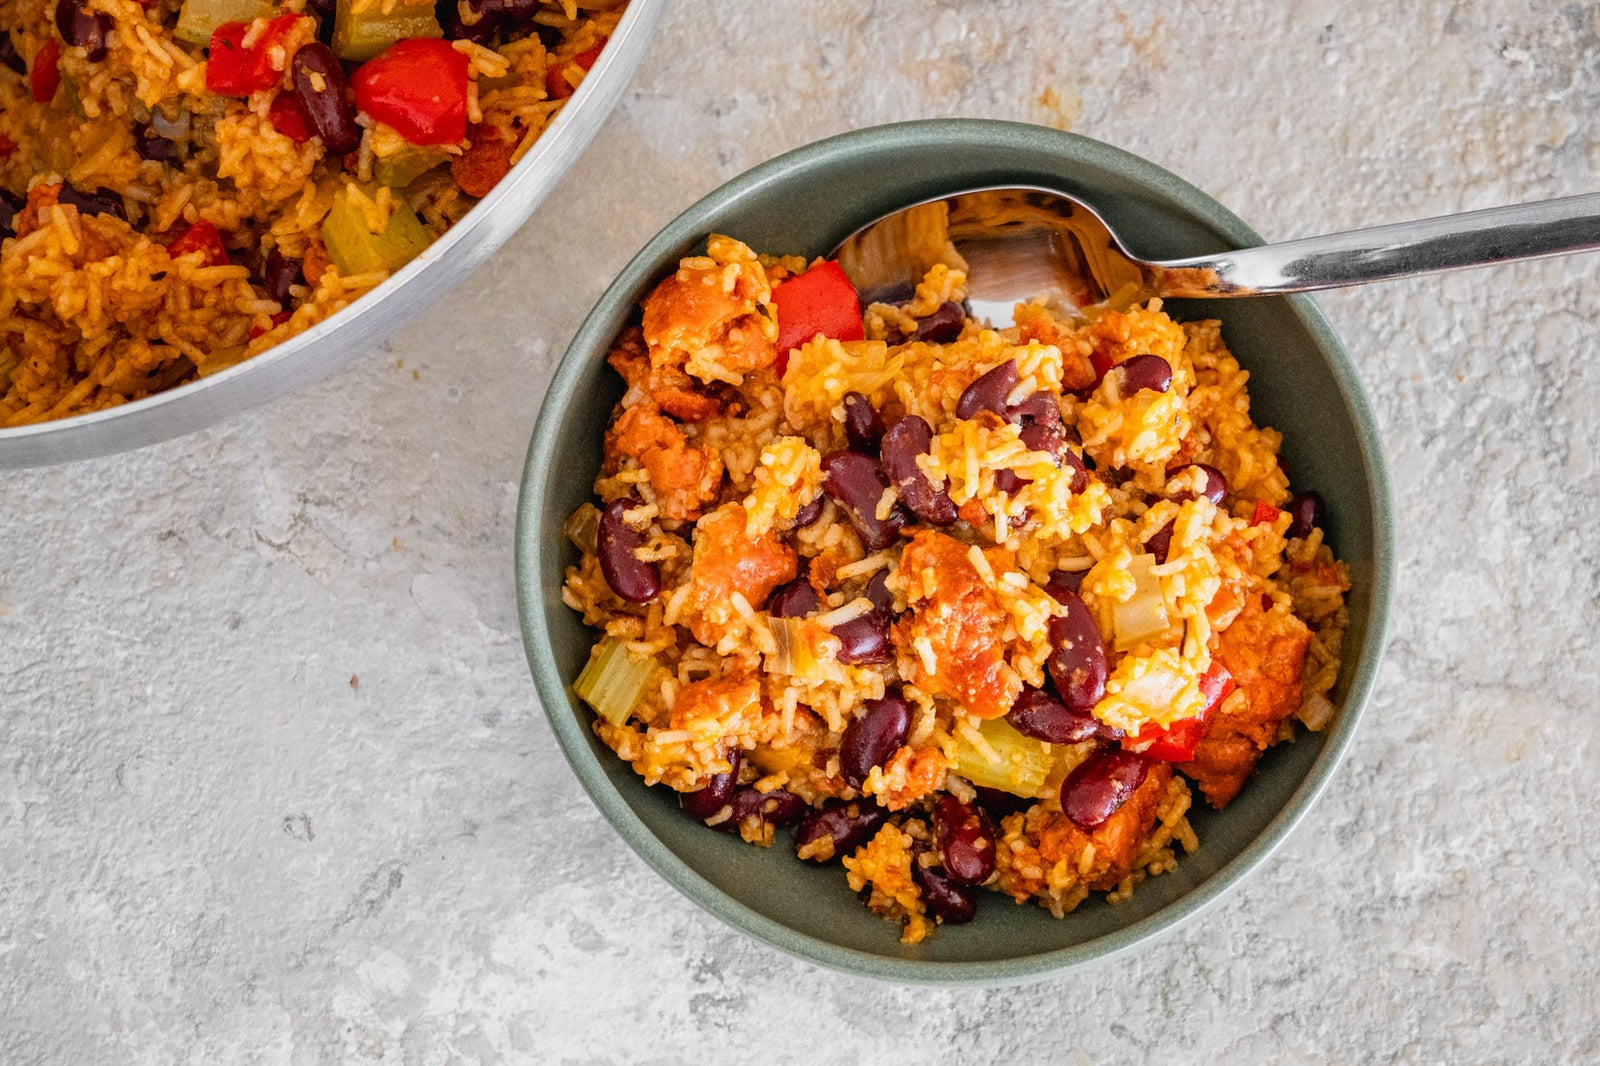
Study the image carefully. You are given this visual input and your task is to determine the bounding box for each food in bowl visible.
[561,235,1352,943]
[0,0,625,427]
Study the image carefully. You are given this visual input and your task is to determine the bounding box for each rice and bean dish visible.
[563,237,1352,942]
[0,0,624,426]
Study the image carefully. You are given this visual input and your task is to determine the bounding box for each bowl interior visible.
[516,121,1391,983]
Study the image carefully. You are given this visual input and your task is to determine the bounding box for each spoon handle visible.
[1152,193,1600,297]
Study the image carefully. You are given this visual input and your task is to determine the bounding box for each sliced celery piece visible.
[331,0,440,61]
[175,0,274,47]
[563,502,601,556]
[952,717,1057,797]
[320,184,431,276]
[572,637,658,726]
[373,145,449,189]
[57,71,87,120]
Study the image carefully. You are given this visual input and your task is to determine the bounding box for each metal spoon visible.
[833,185,1600,327]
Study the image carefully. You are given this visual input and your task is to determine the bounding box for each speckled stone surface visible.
[4,1,1599,1061]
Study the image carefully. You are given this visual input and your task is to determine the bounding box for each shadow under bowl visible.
[515,119,1394,986]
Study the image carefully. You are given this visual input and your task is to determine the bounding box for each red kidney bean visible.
[956,359,1018,420]
[932,794,996,886]
[1007,390,1058,427]
[716,786,806,833]
[833,614,890,664]
[440,0,496,42]
[912,855,977,924]
[58,185,127,221]
[769,577,820,619]
[1006,684,1101,744]
[842,391,885,455]
[680,748,740,821]
[1287,490,1325,539]
[596,498,660,603]
[263,248,302,302]
[861,568,893,614]
[1006,393,1084,491]
[291,43,360,155]
[993,468,1026,495]
[56,0,112,61]
[790,496,824,529]
[880,415,956,525]
[885,300,966,345]
[0,35,23,76]
[307,0,335,18]
[1060,447,1090,494]
[1171,462,1228,505]
[0,190,22,241]
[820,450,905,550]
[911,301,966,343]
[1046,587,1108,713]
[1018,415,1066,459]
[971,785,1032,818]
[1146,519,1175,564]
[135,125,181,162]
[1115,354,1172,395]
[840,691,911,789]
[830,570,892,665]
[794,799,886,862]
[1042,569,1085,601]
[1060,748,1151,831]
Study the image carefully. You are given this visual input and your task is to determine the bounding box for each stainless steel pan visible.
[0,0,666,468]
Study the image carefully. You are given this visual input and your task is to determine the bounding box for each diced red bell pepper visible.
[771,260,864,375]
[1251,500,1282,527]
[544,38,606,100]
[167,219,230,267]
[1124,660,1236,762]
[0,133,15,158]
[268,91,311,143]
[207,14,304,97]
[1090,349,1115,382]
[31,39,61,104]
[249,310,293,338]
[351,39,470,147]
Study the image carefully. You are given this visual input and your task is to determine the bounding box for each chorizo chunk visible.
[891,530,1020,720]
[994,762,1172,901]
[604,402,723,523]
[451,123,516,198]
[684,502,798,645]
[608,326,722,422]
[1035,761,1171,890]
[1180,595,1312,808]
[641,242,776,386]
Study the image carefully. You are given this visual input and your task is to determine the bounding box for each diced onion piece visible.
[573,637,658,726]
[1296,691,1336,731]
[1112,553,1172,652]
[1112,660,1189,714]
[564,502,602,556]
[766,617,825,679]
[953,718,1058,797]
[150,110,191,140]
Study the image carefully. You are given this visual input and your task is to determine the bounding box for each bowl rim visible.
[515,118,1395,986]
[0,0,667,469]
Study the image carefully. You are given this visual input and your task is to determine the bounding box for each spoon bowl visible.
[834,183,1600,325]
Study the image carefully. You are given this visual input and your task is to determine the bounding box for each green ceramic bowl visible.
[515,119,1394,985]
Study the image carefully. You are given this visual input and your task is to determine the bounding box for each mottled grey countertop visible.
[4,1,1598,1062]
